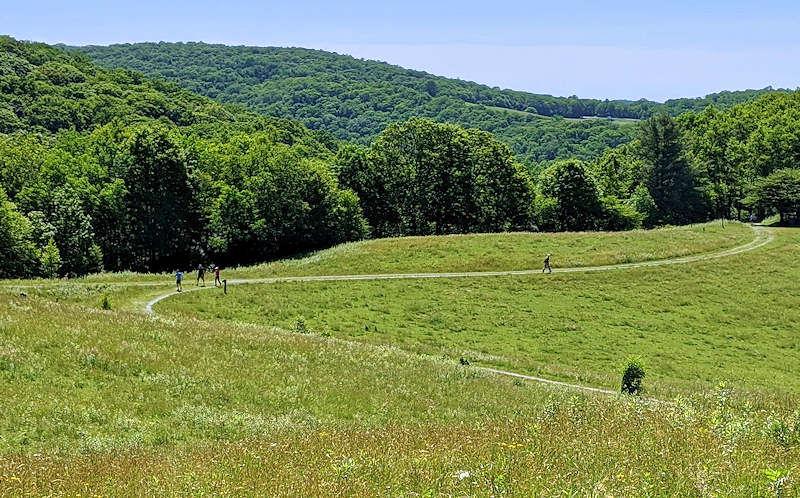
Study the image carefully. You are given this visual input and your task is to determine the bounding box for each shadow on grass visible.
[763,221,800,228]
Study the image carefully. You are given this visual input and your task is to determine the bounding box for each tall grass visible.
[0,222,795,494]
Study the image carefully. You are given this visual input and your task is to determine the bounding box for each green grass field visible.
[228,222,751,278]
[564,115,642,124]
[1,221,798,495]
[0,222,752,312]
[158,224,796,401]
[1,222,748,288]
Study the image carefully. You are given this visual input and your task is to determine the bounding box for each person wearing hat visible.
[214,266,221,287]
[542,253,552,274]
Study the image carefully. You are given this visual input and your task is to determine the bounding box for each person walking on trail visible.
[214,266,221,287]
[542,253,552,274]
[175,269,183,292]
[197,264,205,286]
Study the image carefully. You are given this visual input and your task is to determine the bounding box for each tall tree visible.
[745,168,800,224]
[0,188,38,278]
[349,118,534,237]
[111,125,201,272]
[538,159,602,231]
[638,115,703,224]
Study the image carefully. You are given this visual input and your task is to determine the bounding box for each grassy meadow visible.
[159,223,796,401]
[0,221,752,314]
[225,221,752,278]
[0,289,799,495]
[1,221,799,495]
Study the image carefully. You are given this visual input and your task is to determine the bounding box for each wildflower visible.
[10,476,20,482]
[320,432,329,437]
[454,470,471,480]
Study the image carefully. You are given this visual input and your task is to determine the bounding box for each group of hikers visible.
[175,264,221,292]
[175,255,553,291]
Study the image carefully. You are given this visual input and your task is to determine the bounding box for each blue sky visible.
[4,0,799,101]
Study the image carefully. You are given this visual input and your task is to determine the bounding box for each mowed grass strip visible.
[160,226,798,400]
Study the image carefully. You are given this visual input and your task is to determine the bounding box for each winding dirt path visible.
[140,224,774,397]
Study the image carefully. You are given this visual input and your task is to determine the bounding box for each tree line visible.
[1,38,799,279]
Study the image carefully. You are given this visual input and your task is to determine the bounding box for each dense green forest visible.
[0,36,368,277]
[1,37,798,279]
[72,42,792,168]
[69,42,640,167]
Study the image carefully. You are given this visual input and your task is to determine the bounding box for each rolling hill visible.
[72,42,792,166]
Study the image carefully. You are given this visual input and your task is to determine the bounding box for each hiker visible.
[214,266,221,287]
[197,264,205,286]
[176,269,183,292]
[749,213,757,224]
[542,253,552,274]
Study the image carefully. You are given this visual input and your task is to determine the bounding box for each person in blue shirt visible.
[176,269,183,292]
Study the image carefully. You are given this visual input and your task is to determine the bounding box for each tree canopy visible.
[745,169,800,224]
[2,37,800,280]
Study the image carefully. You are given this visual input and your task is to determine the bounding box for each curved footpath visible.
[140,224,774,398]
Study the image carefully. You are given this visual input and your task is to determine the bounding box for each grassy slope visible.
[1,223,799,494]
[0,222,752,313]
[158,224,798,401]
[0,289,798,495]
[230,221,750,278]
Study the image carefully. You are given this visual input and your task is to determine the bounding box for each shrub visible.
[621,357,646,395]
[291,316,309,334]
[101,295,111,310]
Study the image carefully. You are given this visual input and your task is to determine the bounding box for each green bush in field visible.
[291,316,309,334]
[621,357,646,395]
[101,295,111,310]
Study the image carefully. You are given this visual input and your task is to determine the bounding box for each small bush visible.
[291,316,309,334]
[101,295,111,310]
[621,357,645,395]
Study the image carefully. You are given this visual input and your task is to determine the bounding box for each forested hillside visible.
[72,42,642,166]
[73,42,790,167]
[0,37,542,278]
[0,36,370,277]
[0,38,255,134]
[2,37,798,280]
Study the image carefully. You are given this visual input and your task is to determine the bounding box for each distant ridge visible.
[70,41,794,165]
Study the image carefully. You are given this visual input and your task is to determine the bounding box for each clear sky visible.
[3,0,799,101]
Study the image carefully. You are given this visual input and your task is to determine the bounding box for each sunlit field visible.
[159,225,797,401]
[1,222,798,495]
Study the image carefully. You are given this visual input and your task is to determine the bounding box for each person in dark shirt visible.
[176,269,183,292]
[197,264,205,286]
[542,253,552,274]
